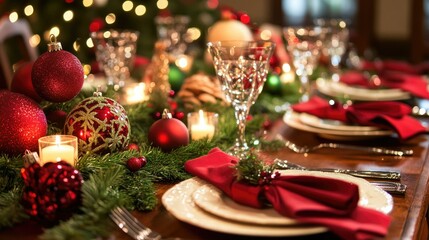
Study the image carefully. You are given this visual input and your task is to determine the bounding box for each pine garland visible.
[0,87,287,238]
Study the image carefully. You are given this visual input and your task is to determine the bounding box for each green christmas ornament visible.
[265,72,282,94]
[169,64,186,92]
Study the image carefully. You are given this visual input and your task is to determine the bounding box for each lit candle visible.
[188,110,217,141]
[38,135,78,166]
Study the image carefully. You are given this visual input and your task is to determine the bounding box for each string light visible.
[29,34,41,47]
[260,29,272,41]
[9,12,18,22]
[187,27,201,41]
[73,40,80,51]
[105,13,116,24]
[82,0,93,7]
[156,0,168,9]
[24,5,34,16]
[63,10,74,21]
[122,1,133,12]
[86,38,94,48]
[135,5,146,16]
[49,26,60,37]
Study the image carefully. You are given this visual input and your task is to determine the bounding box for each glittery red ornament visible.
[11,61,42,102]
[32,36,84,103]
[64,91,131,154]
[0,90,47,155]
[148,109,189,152]
[20,161,83,226]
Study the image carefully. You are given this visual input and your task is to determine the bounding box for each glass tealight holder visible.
[187,110,218,141]
[38,135,78,166]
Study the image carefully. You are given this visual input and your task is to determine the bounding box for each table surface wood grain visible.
[1,119,429,240]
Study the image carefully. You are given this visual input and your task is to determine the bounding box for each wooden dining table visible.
[1,117,429,240]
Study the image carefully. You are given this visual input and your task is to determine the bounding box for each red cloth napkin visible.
[361,60,429,75]
[292,96,426,140]
[184,148,391,240]
[339,71,429,99]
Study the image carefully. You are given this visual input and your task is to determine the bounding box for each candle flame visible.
[55,135,61,146]
[198,110,206,125]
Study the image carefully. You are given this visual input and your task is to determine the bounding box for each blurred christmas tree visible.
[0,0,221,65]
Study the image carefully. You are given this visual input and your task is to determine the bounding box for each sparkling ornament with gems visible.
[0,91,47,155]
[20,161,83,226]
[32,35,84,103]
[148,109,189,152]
[64,91,131,154]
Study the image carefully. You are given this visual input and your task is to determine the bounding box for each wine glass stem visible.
[298,73,310,102]
[233,103,250,158]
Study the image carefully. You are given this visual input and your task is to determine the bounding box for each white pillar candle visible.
[188,110,217,141]
[38,135,78,166]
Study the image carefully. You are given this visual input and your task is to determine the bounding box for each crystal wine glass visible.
[91,30,139,90]
[207,41,275,159]
[283,27,324,102]
[155,15,190,59]
[315,19,349,81]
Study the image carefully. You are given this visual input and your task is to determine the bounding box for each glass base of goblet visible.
[228,141,250,161]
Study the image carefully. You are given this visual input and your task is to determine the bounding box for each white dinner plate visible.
[283,111,393,140]
[299,112,380,132]
[316,78,411,101]
[162,177,327,237]
[191,170,393,227]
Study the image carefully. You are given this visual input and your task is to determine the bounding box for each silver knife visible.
[308,168,401,180]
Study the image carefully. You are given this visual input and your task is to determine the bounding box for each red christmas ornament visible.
[127,143,140,151]
[0,91,47,155]
[64,91,131,154]
[32,35,84,103]
[45,109,68,128]
[126,156,147,172]
[148,109,189,152]
[20,161,83,226]
[11,61,42,102]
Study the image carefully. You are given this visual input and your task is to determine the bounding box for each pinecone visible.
[177,73,228,109]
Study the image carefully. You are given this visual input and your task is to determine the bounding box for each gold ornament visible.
[143,40,171,98]
[177,73,228,110]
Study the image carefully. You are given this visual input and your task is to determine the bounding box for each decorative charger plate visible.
[191,170,393,227]
[316,78,411,101]
[283,111,393,140]
[162,178,327,237]
[298,112,380,132]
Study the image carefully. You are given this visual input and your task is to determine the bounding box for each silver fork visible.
[371,181,407,195]
[110,206,162,240]
[283,140,413,156]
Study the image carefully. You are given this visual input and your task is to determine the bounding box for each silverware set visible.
[274,159,407,195]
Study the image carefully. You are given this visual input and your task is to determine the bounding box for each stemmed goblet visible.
[283,27,324,102]
[91,30,139,90]
[315,19,349,81]
[207,41,275,159]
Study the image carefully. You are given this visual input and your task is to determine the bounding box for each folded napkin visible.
[292,96,426,140]
[185,148,391,240]
[339,71,429,99]
[361,60,429,75]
